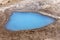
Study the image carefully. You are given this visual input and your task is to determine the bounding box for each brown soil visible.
[0,9,60,40]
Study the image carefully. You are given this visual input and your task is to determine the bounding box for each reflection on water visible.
[5,12,55,31]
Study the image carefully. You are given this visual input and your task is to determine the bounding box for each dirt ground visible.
[0,9,60,40]
[0,17,60,40]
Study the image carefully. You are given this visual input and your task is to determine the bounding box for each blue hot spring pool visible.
[5,12,55,31]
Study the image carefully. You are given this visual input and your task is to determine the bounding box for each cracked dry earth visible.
[0,0,60,40]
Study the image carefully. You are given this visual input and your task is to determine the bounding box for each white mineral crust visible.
[0,0,60,19]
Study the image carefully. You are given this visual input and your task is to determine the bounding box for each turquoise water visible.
[5,12,55,31]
